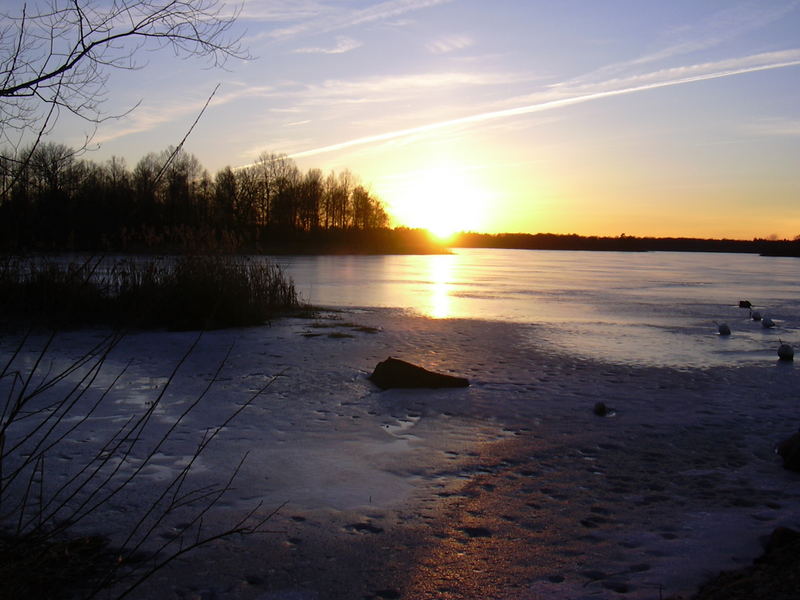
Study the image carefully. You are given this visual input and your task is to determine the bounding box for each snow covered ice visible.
[3,305,800,599]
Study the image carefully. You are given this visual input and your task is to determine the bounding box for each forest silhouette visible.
[1,142,798,256]
[0,143,441,254]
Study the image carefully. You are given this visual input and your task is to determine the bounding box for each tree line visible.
[0,144,392,252]
[453,232,800,257]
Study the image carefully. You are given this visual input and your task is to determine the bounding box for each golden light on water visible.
[428,254,454,319]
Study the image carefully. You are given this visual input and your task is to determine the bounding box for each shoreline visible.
[2,308,799,599]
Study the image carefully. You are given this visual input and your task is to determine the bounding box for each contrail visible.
[288,57,800,159]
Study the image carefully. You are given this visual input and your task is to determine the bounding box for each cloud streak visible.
[303,70,529,99]
[94,67,524,146]
[93,83,279,145]
[569,2,800,85]
[289,50,800,158]
[744,116,800,137]
[237,1,332,22]
[426,34,474,54]
[638,2,798,64]
[292,36,363,54]
[267,0,456,41]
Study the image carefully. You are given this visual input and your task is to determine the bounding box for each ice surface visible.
[278,249,800,369]
[2,307,799,599]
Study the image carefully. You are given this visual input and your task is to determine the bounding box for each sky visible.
[34,1,800,239]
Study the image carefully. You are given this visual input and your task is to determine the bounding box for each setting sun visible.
[380,162,490,238]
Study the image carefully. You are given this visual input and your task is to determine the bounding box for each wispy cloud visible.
[94,83,278,144]
[292,36,363,54]
[585,1,800,79]
[94,67,523,145]
[93,98,212,145]
[288,50,800,158]
[237,0,332,22]
[382,19,416,27]
[233,70,535,115]
[743,116,800,136]
[267,0,456,40]
[302,70,528,99]
[426,34,474,54]
[544,49,800,101]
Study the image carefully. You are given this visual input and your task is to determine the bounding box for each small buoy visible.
[750,309,762,321]
[762,317,775,329]
[739,300,752,309]
[778,341,794,361]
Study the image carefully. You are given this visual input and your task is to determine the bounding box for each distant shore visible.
[5,228,800,257]
[451,232,800,257]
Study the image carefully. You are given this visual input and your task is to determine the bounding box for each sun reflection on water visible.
[428,254,454,319]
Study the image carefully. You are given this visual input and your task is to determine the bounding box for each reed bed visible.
[0,255,301,330]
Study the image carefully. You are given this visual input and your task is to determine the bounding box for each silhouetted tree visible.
[351,185,370,230]
[234,165,259,236]
[160,147,202,226]
[28,143,79,245]
[214,167,238,229]
[132,152,161,229]
[0,0,246,200]
[270,159,301,231]
[299,168,323,231]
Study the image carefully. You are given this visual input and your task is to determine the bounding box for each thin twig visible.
[154,83,220,185]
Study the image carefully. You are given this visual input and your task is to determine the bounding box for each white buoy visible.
[762,316,775,329]
[778,340,794,361]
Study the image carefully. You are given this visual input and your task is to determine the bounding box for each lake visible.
[275,248,800,368]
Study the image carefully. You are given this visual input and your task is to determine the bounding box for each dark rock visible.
[461,526,492,538]
[593,402,615,417]
[739,300,752,308]
[776,431,800,471]
[778,342,794,361]
[346,522,384,534]
[763,527,800,557]
[369,357,469,390]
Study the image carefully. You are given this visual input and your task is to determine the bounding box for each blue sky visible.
[39,1,800,238]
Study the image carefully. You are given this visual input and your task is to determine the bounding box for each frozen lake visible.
[2,249,799,599]
[277,248,800,368]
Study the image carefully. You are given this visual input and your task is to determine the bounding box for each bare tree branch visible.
[0,0,248,197]
[1,331,281,599]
